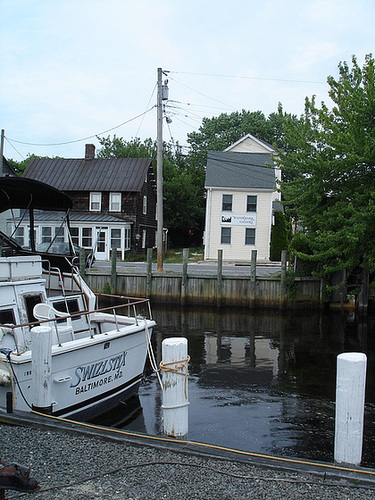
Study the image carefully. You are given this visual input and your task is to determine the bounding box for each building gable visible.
[224,133,274,154]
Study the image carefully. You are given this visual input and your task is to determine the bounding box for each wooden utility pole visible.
[0,129,4,176]
[156,68,164,271]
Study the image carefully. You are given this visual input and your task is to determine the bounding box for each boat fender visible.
[0,368,11,386]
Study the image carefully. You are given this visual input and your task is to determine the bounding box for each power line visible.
[168,75,237,111]
[169,70,327,85]
[6,106,156,147]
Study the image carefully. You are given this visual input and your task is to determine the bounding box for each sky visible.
[1,0,374,161]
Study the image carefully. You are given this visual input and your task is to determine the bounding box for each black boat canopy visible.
[0,177,72,213]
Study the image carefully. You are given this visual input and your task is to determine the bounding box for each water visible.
[95,306,375,467]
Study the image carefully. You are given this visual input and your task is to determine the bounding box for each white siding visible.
[205,188,273,261]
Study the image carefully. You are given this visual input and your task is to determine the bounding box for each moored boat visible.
[0,177,155,420]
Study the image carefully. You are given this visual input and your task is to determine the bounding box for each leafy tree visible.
[270,211,290,261]
[186,109,285,172]
[275,54,375,283]
[98,136,204,246]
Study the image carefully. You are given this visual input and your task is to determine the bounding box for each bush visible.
[270,211,289,261]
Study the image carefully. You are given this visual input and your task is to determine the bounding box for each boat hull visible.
[1,322,154,420]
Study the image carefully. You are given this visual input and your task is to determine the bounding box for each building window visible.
[90,192,101,211]
[41,227,52,243]
[124,228,130,250]
[142,229,146,248]
[14,227,25,246]
[221,227,231,244]
[110,193,121,212]
[143,196,147,215]
[222,194,232,211]
[247,195,257,212]
[54,227,64,243]
[82,228,92,248]
[245,228,256,245]
[111,228,121,249]
[70,227,79,246]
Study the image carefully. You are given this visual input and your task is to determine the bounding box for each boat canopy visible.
[0,177,72,213]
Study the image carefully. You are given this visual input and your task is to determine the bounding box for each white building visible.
[204,134,281,262]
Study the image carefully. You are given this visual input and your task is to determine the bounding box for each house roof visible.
[2,157,18,177]
[23,157,153,192]
[205,151,276,190]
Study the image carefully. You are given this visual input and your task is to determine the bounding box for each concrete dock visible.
[1,411,375,499]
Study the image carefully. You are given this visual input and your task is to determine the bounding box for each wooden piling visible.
[217,250,223,308]
[181,248,189,306]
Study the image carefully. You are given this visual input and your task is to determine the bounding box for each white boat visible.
[0,177,155,420]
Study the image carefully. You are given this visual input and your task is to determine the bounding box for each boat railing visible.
[0,294,153,352]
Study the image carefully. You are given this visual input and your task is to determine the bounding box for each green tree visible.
[270,210,290,261]
[186,109,285,172]
[98,136,204,246]
[275,54,375,283]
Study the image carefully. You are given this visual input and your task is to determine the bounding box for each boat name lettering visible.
[70,352,127,388]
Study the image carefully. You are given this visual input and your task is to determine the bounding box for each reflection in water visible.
[100,306,375,467]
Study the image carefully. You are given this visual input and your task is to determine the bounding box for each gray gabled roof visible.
[23,157,152,192]
[205,151,276,190]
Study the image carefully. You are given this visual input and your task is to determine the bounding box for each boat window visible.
[53,299,81,320]
[24,295,43,323]
[0,309,16,325]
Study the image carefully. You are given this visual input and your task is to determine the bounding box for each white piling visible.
[161,337,189,438]
[31,325,53,414]
[334,352,367,465]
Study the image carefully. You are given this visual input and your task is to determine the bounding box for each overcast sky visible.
[1,0,374,161]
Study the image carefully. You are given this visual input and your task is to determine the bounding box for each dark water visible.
[96,305,375,467]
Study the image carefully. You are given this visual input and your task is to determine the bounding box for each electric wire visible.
[27,409,375,480]
[6,106,156,148]
[168,74,237,111]
[4,137,26,161]
[169,70,327,86]
[136,84,157,138]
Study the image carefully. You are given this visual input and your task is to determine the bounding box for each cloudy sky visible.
[1,0,374,161]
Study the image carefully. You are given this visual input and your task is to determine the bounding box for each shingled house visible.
[204,134,281,262]
[22,144,157,260]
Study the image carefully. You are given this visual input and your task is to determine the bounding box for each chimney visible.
[85,144,96,160]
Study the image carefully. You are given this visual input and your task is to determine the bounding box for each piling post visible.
[31,325,53,414]
[111,248,117,293]
[217,249,223,308]
[161,337,189,438]
[146,248,153,297]
[334,352,367,465]
[181,248,189,306]
[280,250,287,308]
[249,250,257,308]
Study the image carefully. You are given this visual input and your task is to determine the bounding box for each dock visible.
[1,410,375,499]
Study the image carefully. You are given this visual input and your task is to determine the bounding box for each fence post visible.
[280,250,287,307]
[217,249,223,308]
[161,337,189,438]
[32,326,52,414]
[249,250,257,308]
[181,248,189,306]
[334,352,367,465]
[147,248,153,297]
[111,247,117,293]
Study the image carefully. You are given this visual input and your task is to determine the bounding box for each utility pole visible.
[156,68,164,271]
[0,129,4,176]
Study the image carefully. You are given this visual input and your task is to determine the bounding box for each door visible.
[95,228,108,260]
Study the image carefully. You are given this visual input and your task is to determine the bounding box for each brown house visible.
[22,144,157,260]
